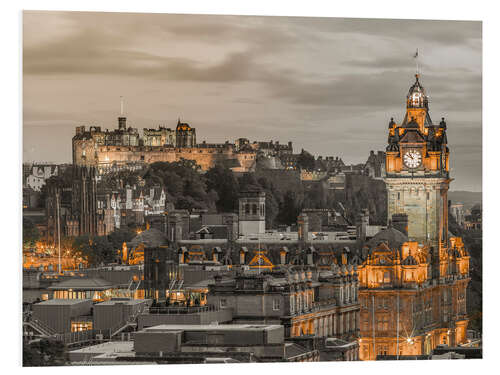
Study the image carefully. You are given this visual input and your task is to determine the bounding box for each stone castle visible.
[72,116,293,173]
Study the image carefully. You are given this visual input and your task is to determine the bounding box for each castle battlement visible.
[72,116,269,173]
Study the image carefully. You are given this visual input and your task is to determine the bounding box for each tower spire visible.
[120,96,124,116]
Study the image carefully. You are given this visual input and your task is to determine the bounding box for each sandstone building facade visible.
[357,74,470,360]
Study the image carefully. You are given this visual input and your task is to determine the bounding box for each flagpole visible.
[415,49,419,76]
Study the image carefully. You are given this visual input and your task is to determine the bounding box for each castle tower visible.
[385,74,450,249]
[175,118,196,147]
[118,116,127,130]
[238,191,266,236]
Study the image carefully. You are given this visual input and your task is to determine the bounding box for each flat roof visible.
[70,341,134,355]
[142,324,282,332]
[96,299,151,306]
[48,277,116,290]
[35,299,93,306]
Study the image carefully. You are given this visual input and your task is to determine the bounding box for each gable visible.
[248,251,275,269]
[400,129,425,143]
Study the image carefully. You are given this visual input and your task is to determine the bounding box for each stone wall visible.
[73,142,257,172]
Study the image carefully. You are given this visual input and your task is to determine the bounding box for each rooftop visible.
[48,277,116,290]
[35,298,93,306]
[95,298,151,306]
[128,228,167,248]
[70,341,134,355]
[285,343,314,359]
[143,324,282,332]
[365,226,408,250]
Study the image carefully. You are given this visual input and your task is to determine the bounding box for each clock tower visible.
[385,74,450,249]
[357,72,470,361]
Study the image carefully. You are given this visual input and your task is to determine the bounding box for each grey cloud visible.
[287,17,481,46]
[22,11,482,191]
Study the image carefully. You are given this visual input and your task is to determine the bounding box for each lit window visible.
[71,321,93,332]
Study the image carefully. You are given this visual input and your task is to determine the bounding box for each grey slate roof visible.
[365,227,408,250]
[128,228,167,248]
[48,277,116,290]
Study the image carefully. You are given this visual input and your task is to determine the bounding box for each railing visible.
[23,313,58,337]
[55,327,135,345]
[310,300,338,312]
[147,305,219,315]
[55,329,98,345]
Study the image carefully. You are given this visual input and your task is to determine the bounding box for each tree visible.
[23,338,67,366]
[72,235,92,264]
[297,150,315,171]
[23,217,40,247]
[205,165,239,212]
[72,235,115,266]
[278,191,302,225]
[92,236,115,265]
[238,173,260,191]
[107,227,136,250]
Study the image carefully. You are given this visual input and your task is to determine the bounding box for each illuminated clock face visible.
[403,150,422,169]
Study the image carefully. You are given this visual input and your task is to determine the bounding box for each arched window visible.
[252,204,258,215]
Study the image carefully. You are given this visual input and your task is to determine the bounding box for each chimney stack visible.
[297,213,309,242]
[356,208,369,244]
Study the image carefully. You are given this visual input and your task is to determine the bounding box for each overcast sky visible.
[23,11,482,191]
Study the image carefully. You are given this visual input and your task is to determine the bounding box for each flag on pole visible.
[414,49,419,75]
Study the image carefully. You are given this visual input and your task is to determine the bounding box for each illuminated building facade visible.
[207,266,360,360]
[357,74,470,360]
[72,117,258,173]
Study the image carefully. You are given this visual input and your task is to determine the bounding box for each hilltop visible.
[448,191,482,210]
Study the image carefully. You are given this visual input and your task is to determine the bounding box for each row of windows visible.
[219,298,281,311]
[395,192,431,200]
[243,203,265,216]
[361,296,394,310]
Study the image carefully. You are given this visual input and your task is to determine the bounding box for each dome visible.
[366,227,408,250]
[407,75,426,96]
[406,74,429,109]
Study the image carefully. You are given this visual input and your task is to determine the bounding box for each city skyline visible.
[23,11,482,191]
